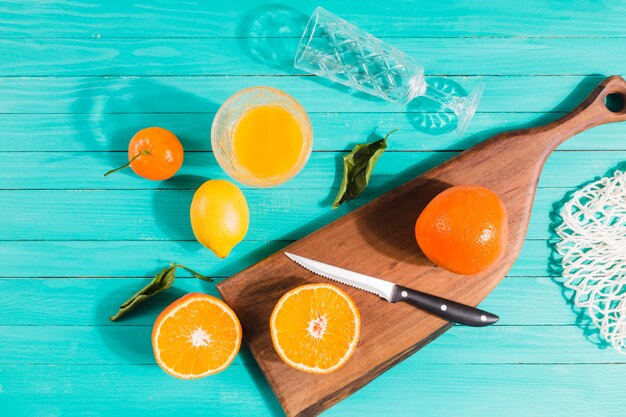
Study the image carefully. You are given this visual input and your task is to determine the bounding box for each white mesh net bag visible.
[555,169,626,353]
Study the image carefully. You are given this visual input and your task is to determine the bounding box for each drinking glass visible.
[211,86,313,187]
[294,7,483,136]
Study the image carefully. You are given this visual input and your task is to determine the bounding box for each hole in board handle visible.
[605,93,625,113]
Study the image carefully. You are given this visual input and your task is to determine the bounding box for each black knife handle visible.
[392,285,499,327]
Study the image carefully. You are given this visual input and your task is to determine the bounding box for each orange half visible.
[152,293,242,379]
[270,283,361,374]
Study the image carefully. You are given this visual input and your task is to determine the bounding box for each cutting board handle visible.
[542,75,626,149]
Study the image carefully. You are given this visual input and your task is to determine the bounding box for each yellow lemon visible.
[190,179,249,258]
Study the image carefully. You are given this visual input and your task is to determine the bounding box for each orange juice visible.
[232,105,305,179]
[212,86,313,187]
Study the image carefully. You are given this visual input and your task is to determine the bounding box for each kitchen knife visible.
[285,252,499,327]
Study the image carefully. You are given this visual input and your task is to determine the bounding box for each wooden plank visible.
[0,151,449,190]
[0,75,616,114]
[1,0,624,38]
[0,239,554,278]
[0,324,620,365]
[2,112,625,152]
[0,188,355,241]
[326,363,626,417]
[1,363,625,417]
[0,150,623,190]
[0,185,614,241]
[2,37,626,76]
[0,277,573,326]
[0,363,278,417]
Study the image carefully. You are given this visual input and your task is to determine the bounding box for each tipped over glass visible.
[294,7,483,136]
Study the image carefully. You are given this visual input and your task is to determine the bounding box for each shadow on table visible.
[239,348,285,417]
[95,281,189,363]
[406,77,470,136]
[547,161,626,350]
[96,277,284,415]
[237,4,307,71]
[541,74,623,349]
[71,77,218,171]
[71,78,218,250]
[317,127,401,207]
[152,174,210,252]
[446,74,605,150]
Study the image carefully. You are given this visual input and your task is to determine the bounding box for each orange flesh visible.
[232,105,305,178]
[152,293,241,379]
[271,284,360,373]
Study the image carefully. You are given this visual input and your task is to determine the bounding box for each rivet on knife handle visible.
[392,285,499,327]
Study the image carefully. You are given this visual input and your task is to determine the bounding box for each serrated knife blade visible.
[284,252,395,301]
[284,252,499,327]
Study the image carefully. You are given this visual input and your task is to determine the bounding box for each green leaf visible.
[332,129,398,209]
[109,263,212,321]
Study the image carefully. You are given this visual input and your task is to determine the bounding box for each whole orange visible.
[414,185,508,275]
[104,127,184,180]
[128,127,183,180]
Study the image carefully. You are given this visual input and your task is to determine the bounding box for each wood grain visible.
[0,363,277,417]
[1,0,624,38]
[3,37,626,77]
[3,324,623,365]
[4,150,626,190]
[0,187,619,241]
[0,239,557,279]
[217,76,626,416]
[0,75,612,114]
[2,112,626,152]
[2,363,626,417]
[0,277,576,327]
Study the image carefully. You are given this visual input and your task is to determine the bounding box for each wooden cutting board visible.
[217,76,626,417]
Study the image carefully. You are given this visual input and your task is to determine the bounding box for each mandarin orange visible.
[415,185,508,275]
[105,127,184,180]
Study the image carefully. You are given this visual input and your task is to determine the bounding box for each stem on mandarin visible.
[103,150,150,177]
[173,263,213,282]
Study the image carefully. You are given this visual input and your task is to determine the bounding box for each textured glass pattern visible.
[294,7,483,136]
[295,7,425,103]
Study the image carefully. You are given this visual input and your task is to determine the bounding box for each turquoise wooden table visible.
[2,1,626,416]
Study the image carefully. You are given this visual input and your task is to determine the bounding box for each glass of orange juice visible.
[211,86,313,187]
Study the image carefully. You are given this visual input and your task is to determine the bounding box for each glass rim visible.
[293,6,326,69]
[211,86,313,188]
